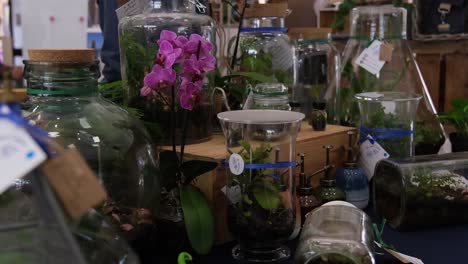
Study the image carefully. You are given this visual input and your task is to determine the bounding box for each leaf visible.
[181,159,218,184]
[159,150,180,191]
[253,180,280,210]
[180,185,214,255]
[229,72,277,83]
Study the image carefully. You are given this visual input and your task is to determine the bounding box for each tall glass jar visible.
[229,4,294,87]
[324,6,446,156]
[118,0,216,145]
[22,49,160,262]
[289,28,340,120]
[374,153,468,230]
[218,110,304,263]
[295,202,375,264]
[252,83,291,110]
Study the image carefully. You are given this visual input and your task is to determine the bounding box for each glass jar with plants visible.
[22,49,160,262]
[118,0,216,145]
[218,110,304,263]
[438,98,468,152]
[373,153,468,230]
[324,5,446,155]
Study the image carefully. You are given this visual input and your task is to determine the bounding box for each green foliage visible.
[438,98,468,136]
[253,178,281,210]
[409,168,464,199]
[98,80,124,105]
[414,122,444,145]
[180,185,214,255]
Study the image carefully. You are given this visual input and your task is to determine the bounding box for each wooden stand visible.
[169,123,355,244]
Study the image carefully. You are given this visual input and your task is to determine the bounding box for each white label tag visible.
[189,0,208,14]
[359,135,389,180]
[355,40,385,76]
[375,242,424,264]
[229,153,245,175]
[0,119,47,194]
[79,118,91,129]
[221,185,242,204]
[115,0,146,20]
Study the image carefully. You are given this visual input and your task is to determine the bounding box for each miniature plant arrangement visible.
[226,141,295,253]
[122,30,218,257]
[438,98,468,152]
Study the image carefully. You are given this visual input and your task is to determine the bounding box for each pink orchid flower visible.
[179,80,203,110]
[184,34,213,57]
[141,65,176,96]
[154,40,182,68]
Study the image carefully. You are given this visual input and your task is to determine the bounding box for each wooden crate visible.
[172,123,355,244]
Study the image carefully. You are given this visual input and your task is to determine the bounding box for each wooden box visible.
[179,123,355,244]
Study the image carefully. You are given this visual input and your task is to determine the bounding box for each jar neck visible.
[24,61,100,97]
[145,0,195,13]
[242,17,286,29]
[350,6,407,40]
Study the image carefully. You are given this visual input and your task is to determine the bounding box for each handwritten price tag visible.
[359,135,389,180]
[355,40,386,76]
[229,153,245,175]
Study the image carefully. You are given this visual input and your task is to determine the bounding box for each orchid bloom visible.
[179,80,202,110]
[140,64,176,96]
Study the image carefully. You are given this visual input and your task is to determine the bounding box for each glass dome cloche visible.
[118,0,216,145]
[324,5,446,156]
[21,49,160,262]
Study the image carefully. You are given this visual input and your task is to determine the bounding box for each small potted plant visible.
[439,98,468,152]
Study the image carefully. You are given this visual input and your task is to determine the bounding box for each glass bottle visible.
[218,110,304,263]
[316,145,346,205]
[252,83,291,110]
[374,152,468,230]
[295,202,375,264]
[309,101,328,131]
[229,4,294,87]
[289,28,340,120]
[22,50,160,262]
[355,92,421,158]
[118,0,216,145]
[336,131,369,209]
[324,5,446,156]
[297,153,320,226]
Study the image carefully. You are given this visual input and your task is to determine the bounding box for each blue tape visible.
[359,126,414,143]
[222,160,297,170]
[239,27,288,33]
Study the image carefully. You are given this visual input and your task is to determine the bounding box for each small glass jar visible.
[22,50,160,261]
[295,202,375,264]
[252,83,291,110]
[316,179,346,205]
[374,152,468,230]
[309,101,327,131]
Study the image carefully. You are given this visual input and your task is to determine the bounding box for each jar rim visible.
[217,110,304,125]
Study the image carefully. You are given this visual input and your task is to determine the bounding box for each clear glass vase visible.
[118,0,216,145]
[22,54,160,262]
[355,92,421,158]
[218,110,304,263]
[325,5,446,155]
[295,202,375,264]
[374,152,468,230]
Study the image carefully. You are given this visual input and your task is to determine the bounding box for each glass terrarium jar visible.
[355,92,421,158]
[289,28,339,120]
[218,110,304,263]
[252,83,291,110]
[22,50,160,261]
[118,0,216,145]
[309,101,328,131]
[324,5,446,155]
[295,202,375,264]
[229,5,294,88]
[374,152,468,230]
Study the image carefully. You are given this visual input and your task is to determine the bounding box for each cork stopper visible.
[28,49,96,63]
[0,88,27,102]
[289,28,332,40]
[244,3,289,18]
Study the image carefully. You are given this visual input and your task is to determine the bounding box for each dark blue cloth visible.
[98,0,121,82]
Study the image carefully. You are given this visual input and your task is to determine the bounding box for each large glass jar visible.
[22,50,160,262]
[374,152,468,230]
[118,0,216,145]
[324,5,446,156]
[295,202,375,264]
[230,5,294,88]
[289,28,339,120]
[218,110,304,263]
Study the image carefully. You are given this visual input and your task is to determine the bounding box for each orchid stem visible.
[230,0,247,71]
[157,91,171,106]
[196,40,202,60]
[171,85,177,157]
[180,110,190,171]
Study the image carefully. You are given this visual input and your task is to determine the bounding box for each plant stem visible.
[157,91,171,106]
[180,110,191,170]
[230,0,247,71]
[171,85,177,155]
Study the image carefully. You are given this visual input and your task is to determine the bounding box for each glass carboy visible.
[22,49,160,262]
[324,5,446,156]
[289,27,339,120]
[230,3,294,87]
[118,0,216,144]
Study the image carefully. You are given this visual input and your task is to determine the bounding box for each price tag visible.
[41,147,107,219]
[355,40,385,76]
[0,119,47,194]
[359,135,389,180]
[379,42,394,62]
[375,242,424,264]
[115,0,147,20]
[221,185,242,204]
[229,153,245,175]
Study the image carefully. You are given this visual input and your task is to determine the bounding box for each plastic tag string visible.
[359,126,414,144]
